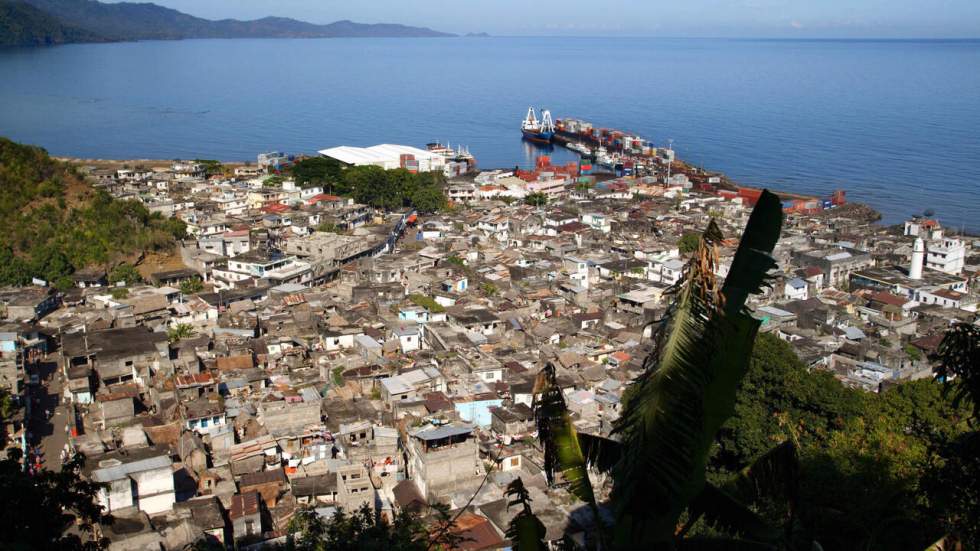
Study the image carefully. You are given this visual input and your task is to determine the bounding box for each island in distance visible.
[0,0,454,47]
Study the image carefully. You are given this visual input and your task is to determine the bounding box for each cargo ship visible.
[521,107,555,144]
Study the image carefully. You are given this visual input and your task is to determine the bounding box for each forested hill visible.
[0,0,107,46]
[0,137,186,289]
[16,0,453,44]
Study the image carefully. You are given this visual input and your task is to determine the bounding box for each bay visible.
[1,36,978,229]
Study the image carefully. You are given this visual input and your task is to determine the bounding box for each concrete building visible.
[88,447,176,515]
[925,237,966,275]
[335,464,375,512]
[405,424,483,501]
[212,249,313,290]
[792,247,874,288]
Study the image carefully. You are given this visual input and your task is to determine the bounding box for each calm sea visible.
[1,37,978,230]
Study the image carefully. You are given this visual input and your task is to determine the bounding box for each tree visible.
[316,222,340,234]
[291,157,344,189]
[286,503,464,551]
[263,175,285,188]
[179,277,204,295]
[108,263,142,286]
[712,333,865,471]
[922,323,980,548]
[480,282,498,296]
[409,185,447,213]
[193,159,224,177]
[678,231,701,254]
[905,343,923,362]
[0,450,110,550]
[167,323,194,343]
[524,193,547,207]
[109,287,128,300]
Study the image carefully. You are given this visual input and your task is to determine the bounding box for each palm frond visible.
[684,483,782,543]
[934,322,980,420]
[725,440,800,515]
[578,432,622,474]
[676,537,779,551]
[505,477,547,551]
[533,362,609,548]
[533,363,597,507]
[610,191,783,546]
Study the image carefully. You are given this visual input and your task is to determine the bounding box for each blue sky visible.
[115,0,980,38]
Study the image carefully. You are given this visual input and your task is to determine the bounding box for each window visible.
[510,457,519,467]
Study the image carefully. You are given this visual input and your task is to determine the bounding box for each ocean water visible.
[1,37,978,230]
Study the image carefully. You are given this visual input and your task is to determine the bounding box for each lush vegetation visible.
[290,157,345,189]
[677,231,701,254]
[408,293,445,313]
[18,0,452,42]
[179,277,204,295]
[0,450,110,549]
[0,138,186,289]
[286,503,463,551]
[292,159,448,213]
[167,323,195,342]
[0,0,107,46]
[524,192,548,207]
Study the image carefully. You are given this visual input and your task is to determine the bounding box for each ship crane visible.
[540,109,555,134]
[523,107,539,130]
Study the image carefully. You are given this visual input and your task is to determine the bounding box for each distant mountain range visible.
[2,0,455,46]
[0,0,109,45]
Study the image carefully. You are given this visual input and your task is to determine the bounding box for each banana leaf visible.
[505,478,547,551]
[683,483,782,543]
[533,363,598,507]
[610,190,783,547]
[725,440,800,516]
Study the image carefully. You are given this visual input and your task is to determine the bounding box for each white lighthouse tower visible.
[909,237,925,280]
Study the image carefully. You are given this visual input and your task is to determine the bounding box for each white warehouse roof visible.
[318,144,442,167]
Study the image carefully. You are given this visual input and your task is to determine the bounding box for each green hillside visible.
[0,137,186,289]
[0,0,106,46]
[20,0,454,42]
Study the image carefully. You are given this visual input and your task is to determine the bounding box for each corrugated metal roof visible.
[91,455,172,482]
[411,424,473,441]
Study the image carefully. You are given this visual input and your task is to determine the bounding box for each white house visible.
[784,278,809,301]
[91,451,175,515]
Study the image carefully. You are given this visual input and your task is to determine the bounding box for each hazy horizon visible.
[98,0,980,39]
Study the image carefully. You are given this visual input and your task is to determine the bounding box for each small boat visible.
[521,107,555,144]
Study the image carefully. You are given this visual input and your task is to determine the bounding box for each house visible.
[335,464,375,512]
[450,308,502,335]
[784,278,809,301]
[379,367,445,406]
[87,446,176,515]
[239,468,287,508]
[184,397,228,436]
[405,424,483,501]
[229,491,264,543]
[489,404,533,436]
[0,287,58,321]
[394,325,422,353]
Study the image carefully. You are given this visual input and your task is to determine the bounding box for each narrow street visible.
[26,353,70,471]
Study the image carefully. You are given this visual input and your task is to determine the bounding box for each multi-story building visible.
[212,250,313,290]
[405,424,483,501]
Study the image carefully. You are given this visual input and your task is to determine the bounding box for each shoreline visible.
[54,156,979,239]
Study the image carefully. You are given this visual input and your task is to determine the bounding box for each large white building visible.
[925,237,966,275]
[318,144,447,173]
